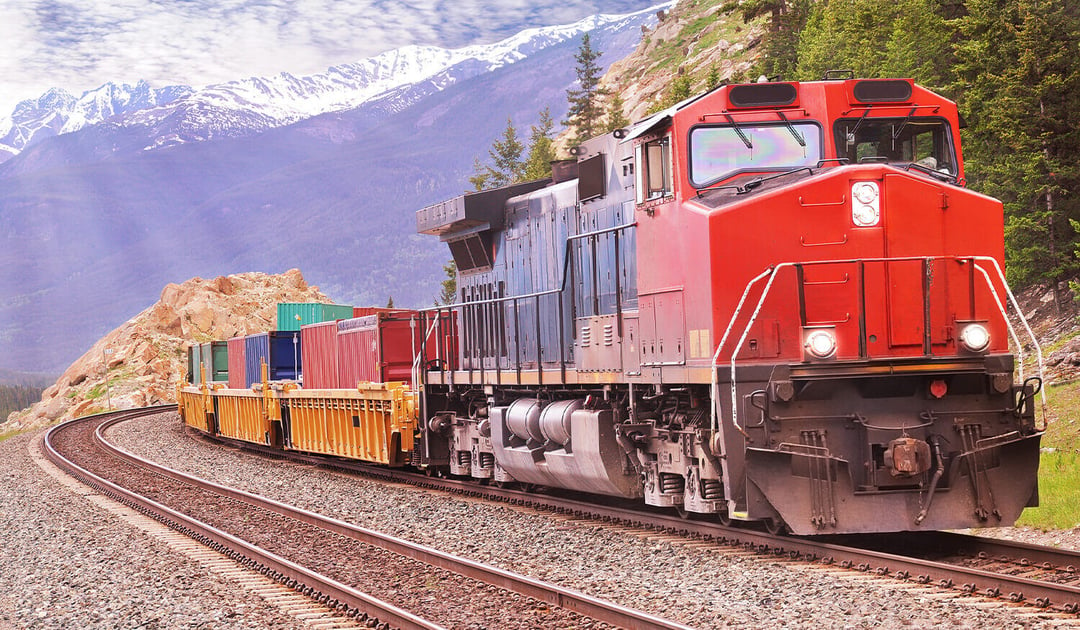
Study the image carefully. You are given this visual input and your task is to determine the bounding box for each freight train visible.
[180,76,1046,535]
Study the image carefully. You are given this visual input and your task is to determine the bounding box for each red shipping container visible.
[227,336,247,389]
[301,320,340,389]
[337,311,457,387]
[352,306,406,318]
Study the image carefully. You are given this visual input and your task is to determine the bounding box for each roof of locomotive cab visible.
[665,78,959,131]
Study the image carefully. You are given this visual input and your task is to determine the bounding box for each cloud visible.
[0,0,656,115]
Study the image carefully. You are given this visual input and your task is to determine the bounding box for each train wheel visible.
[674,504,690,520]
[717,511,732,527]
[764,517,789,536]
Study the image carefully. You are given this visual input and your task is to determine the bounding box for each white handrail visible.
[710,255,1046,434]
[412,314,445,389]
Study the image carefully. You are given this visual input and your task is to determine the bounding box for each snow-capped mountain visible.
[0,6,665,161]
[0,3,665,374]
[0,81,192,160]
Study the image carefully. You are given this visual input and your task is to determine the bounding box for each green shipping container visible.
[277,303,354,331]
[187,344,203,384]
[199,341,230,382]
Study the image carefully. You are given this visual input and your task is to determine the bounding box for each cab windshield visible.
[834,116,956,175]
[688,122,823,187]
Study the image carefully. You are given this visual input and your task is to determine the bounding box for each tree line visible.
[462,2,1080,307]
[468,34,624,191]
[727,0,1080,306]
[0,384,45,421]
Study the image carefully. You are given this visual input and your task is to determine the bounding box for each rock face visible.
[3,269,330,433]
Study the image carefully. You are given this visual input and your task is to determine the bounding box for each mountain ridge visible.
[0,6,667,165]
[0,6,661,374]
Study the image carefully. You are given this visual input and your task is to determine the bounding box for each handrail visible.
[712,255,1046,436]
[418,221,638,373]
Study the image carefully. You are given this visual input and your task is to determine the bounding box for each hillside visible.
[2,270,330,434]
[604,0,763,119]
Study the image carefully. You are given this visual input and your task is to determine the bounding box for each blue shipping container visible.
[244,331,303,387]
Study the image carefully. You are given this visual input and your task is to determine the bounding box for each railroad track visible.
[46,408,693,630]
[196,427,1080,619]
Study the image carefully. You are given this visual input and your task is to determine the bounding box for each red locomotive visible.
[414,76,1045,534]
[181,76,1045,535]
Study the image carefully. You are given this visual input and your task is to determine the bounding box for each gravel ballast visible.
[0,429,306,629]
[106,412,1079,629]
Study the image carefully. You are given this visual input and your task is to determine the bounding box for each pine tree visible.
[605,95,631,133]
[953,0,1080,305]
[436,260,458,306]
[524,108,558,181]
[706,64,722,90]
[469,118,526,190]
[468,156,491,191]
[722,0,813,81]
[794,0,952,87]
[564,34,608,145]
[653,74,693,112]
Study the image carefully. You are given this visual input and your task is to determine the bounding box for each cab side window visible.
[636,136,672,204]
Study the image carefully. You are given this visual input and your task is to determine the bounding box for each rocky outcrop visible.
[3,269,330,433]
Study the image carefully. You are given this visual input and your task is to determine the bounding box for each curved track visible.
[201,428,1080,617]
[46,408,693,630]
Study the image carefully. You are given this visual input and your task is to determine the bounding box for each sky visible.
[0,0,657,115]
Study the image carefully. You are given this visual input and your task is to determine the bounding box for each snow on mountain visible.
[0,4,667,160]
[0,81,193,159]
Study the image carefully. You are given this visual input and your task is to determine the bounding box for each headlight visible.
[851,181,881,227]
[804,329,837,359]
[959,324,990,352]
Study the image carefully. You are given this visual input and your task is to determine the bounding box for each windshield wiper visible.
[777,111,805,147]
[891,107,918,141]
[904,161,958,185]
[724,113,753,149]
[695,166,814,198]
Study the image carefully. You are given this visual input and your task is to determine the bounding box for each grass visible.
[1015,380,1080,529]
[1041,328,1080,357]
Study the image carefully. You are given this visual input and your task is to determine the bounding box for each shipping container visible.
[277,303,354,331]
[227,336,246,389]
[244,331,303,387]
[337,311,457,386]
[352,306,407,318]
[199,341,229,383]
[300,321,339,389]
[186,344,202,384]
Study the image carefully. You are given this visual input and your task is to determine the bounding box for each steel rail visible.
[45,409,442,630]
[191,425,1080,615]
[102,415,695,630]
[257,441,1080,614]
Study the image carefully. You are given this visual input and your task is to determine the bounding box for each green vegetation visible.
[729,0,1080,306]
[1016,380,1080,529]
[436,261,457,306]
[469,117,526,190]
[564,33,609,145]
[0,384,46,419]
[523,108,558,181]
